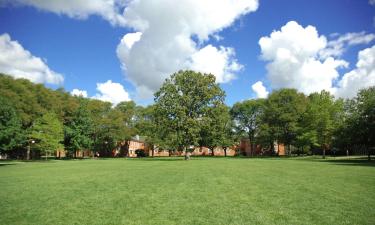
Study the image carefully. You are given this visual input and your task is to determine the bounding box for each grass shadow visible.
[135,157,185,162]
[0,163,16,167]
[323,158,375,167]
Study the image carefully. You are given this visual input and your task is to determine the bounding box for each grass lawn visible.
[0,157,374,225]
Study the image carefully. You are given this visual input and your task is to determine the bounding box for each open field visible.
[0,157,374,225]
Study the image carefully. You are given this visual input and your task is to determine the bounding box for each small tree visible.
[200,104,233,156]
[64,99,93,157]
[31,112,64,159]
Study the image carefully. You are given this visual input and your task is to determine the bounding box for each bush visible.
[135,149,146,157]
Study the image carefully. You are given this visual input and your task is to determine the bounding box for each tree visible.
[0,97,25,153]
[231,99,265,156]
[115,101,138,156]
[30,112,64,159]
[154,70,225,159]
[351,87,375,160]
[306,91,343,158]
[134,105,159,157]
[64,99,94,157]
[262,89,307,155]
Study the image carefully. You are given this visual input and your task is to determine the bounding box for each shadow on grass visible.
[323,158,375,167]
[0,163,16,167]
[135,157,184,162]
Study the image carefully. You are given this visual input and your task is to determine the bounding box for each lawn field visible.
[0,157,374,225]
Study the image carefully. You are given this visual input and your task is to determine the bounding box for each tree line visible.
[0,71,374,160]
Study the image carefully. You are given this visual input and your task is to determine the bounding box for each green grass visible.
[0,157,374,225]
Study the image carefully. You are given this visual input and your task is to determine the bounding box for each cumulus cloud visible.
[93,80,131,105]
[189,45,243,83]
[334,45,375,98]
[259,21,348,95]
[251,81,269,98]
[2,1,258,99]
[71,89,88,98]
[0,33,63,84]
[0,0,128,26]
[320,31,375,59]
[117,0,258,98]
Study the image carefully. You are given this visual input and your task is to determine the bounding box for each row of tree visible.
[0,71,374,160]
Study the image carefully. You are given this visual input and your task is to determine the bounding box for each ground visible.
[0,157,374,225]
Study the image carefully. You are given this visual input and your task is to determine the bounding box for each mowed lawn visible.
[0,157,374,225]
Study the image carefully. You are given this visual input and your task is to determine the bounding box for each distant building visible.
[239,138,285,156]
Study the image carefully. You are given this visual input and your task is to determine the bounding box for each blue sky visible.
[0,0,374,105]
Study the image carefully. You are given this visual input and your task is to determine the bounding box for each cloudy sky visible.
[0,0,374,105]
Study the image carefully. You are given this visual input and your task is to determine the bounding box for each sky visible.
[0,0,374,106]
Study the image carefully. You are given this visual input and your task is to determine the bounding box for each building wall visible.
[127,140,148,157]
[239,139,262,156]
[239,139,285,156]
[149,146,236,157]
[275,143,285,156]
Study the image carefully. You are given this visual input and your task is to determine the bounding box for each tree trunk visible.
[184,147,190,160]
[27,144,31,160]
[223,147,227,157]
[368,147,371,161]
[210,147,215,156]
[322,147,326,159]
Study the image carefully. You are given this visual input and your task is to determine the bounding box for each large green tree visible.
[30,112,64,159]
[154,70,225,158]
[262,89,307,155]
[231,99,265,156]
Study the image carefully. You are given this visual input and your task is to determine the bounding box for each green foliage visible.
[354,87,375,148]
[262,89,307,154]
[30,112,64,154]
[1,73,374,158]
[154,70,225,150]
[200,104,234,155]
[231,99,265,154]
[304,91,343,151]
[64,99,94,154]
[0,97,25,151]
[135,149,146,157]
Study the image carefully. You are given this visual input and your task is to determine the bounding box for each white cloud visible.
[370,0,375,6]
[189,45,243,83]
[0,33,63,84]
[93,80,131,105]
[251,81,269,98]
[2,1,258,99]
[117,0,258,98]
[320,31,375,59]
[71,89,88,98]
[259,21,348,95]
[1,0,128,26]
[335,45,375,98]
